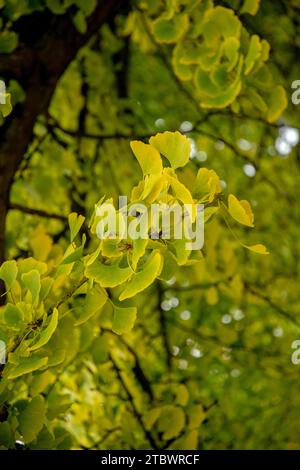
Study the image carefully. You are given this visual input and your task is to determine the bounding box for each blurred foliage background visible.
[1,0,300,450]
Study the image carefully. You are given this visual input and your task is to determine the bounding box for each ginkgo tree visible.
[0,0,300,451]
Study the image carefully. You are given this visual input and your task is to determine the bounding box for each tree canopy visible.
[0,0,300,450]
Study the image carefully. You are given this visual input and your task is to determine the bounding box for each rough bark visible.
[0,0,125,297]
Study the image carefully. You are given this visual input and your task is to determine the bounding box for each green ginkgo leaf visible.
[112,305,137,334]
[29,308,59,351]
[152,14,189,44]
[85,260,132,288]
[0,260,18,291]
[119,251,163,301]
[76,286,108,325]
[240,0,261,15]
[8,356,48,379]
[68,212,85,243]
[21,270,41,305]
[3,303,24,328]
[19,395,47,443]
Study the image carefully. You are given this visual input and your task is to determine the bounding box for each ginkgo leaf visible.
[149,131,190,169]
[130,141,163,175]
[244,243,269,255]
[68,212,85,243]
[21,270,41,305]
[0,93,12,117]
[245,35,262,75]
[8,356,48,379]
[75,286,108,325]
[0,260,18,291]
[157,405,185,440]
[19,396,47,443]
[167,175,194,205]
[132,238,148,270]
[193,168,221,202]
[240,0,261,15]
[29,308,59,351]
[228,194,254,227]
[3,303,24,328]
[152,14,189,44]
[85,260,132,288]
[61,244,84,265]
[112,305,137,334]
[119,251,163,301]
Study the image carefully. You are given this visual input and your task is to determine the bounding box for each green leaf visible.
[8,356,48,379]
[112,306,137,335]
[19,396,47,444]
[149,131,190,169]
[29,308,59,351]
[21,270,41,304]
[73,11,87,34]
[157,405,185,440]
[0,93,12,118]
[240,0,261,15]
[0,422,12,448]
[75,287,108,325]
[132,238,148,270]
[0,31,18,53]
[68,212,85,243]
[85,260,132,288]
[91,336,109,363]
[245,35,262,75]
[152,14,189,44]
[3,303,24,328]
[119,251,163,301]
[0,260,18,291]
[61,244,84,265]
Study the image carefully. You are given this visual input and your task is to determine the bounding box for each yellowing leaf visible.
[8,356,48,379]
[152,14,189,44]
[149,131,190,169]
[75,286,108,325]
[241,0,261,15]
[3,303,24,328]
[266,86,288,123]
[30,231,52,262]
[0,260,18,291]
[193,168,221,202]
[228,194,254,227]
[119,251,163,301]
[244,243,269,255]
[245,35,262,75]
[132,238,148,270]
[130,141,162,175]
[68,212,85,243]
[85,260,132,288]
[0,93,12,118]
[205,286,219,305]
[21,270,41,305]
[112,306,137,334]
[157,405,185,440]
[29,308,59,351]
[19,396,47,444]
[188,404,206,429]
[176,384,189,406]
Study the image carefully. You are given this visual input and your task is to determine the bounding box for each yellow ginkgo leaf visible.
[228,194,254,227]
[149,131,190,169]
[244,243,269,255]
[130,141,163,175]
